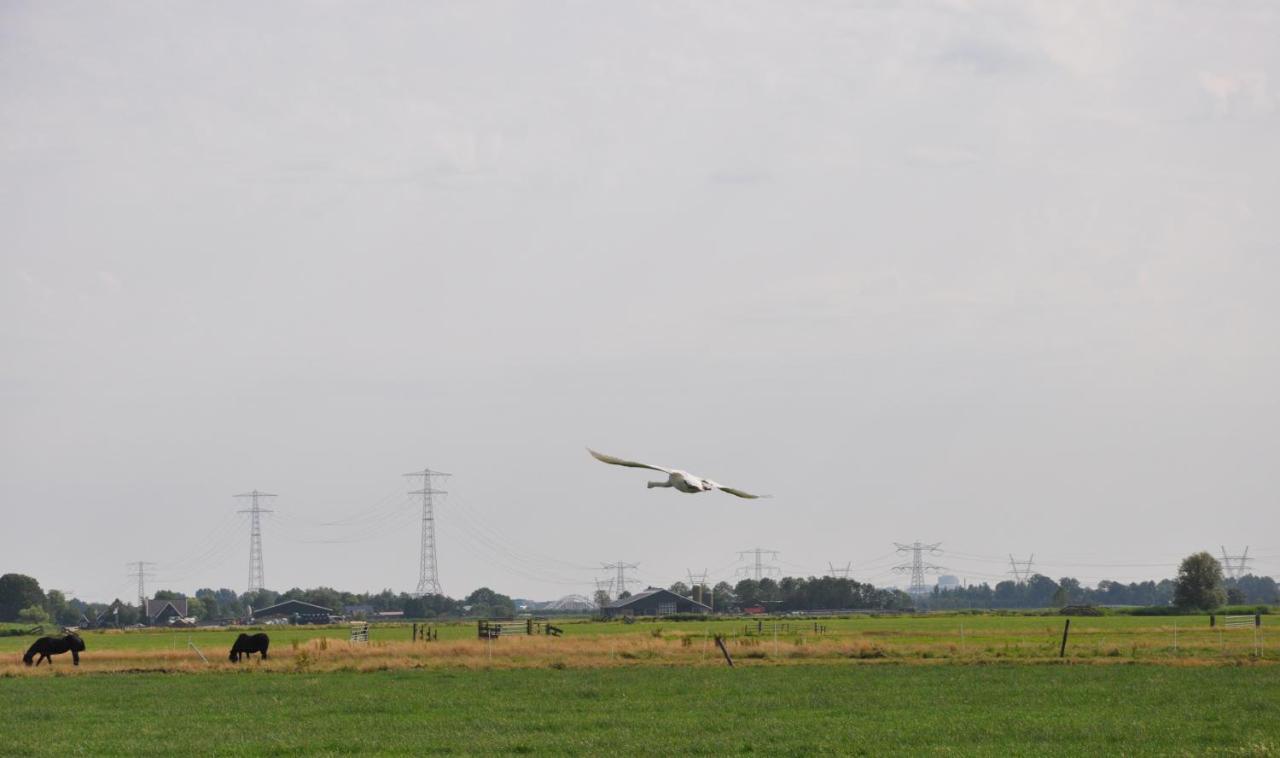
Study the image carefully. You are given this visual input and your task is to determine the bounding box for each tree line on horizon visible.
[2,552,1273,625]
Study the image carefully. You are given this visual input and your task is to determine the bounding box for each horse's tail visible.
[22,642,37,666]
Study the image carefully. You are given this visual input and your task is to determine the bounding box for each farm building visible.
[250,599,336,625]
[145,596,189,625]
[602,587,711,619]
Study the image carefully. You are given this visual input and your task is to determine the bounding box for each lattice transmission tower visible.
[1221,546,1252,580]
[893,542,945,595]
[127,561,155,609]
[827,562,853,579]
[601,562,638,596]
[1008,554,1035,584]
[235,490,275,593]
[737,547,781,581]
[405,467,449,597]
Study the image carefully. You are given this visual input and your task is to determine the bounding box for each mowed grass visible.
[2,665,1279,755]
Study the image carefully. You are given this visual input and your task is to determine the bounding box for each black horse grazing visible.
[23,633,85,667]
[229,632,269,662]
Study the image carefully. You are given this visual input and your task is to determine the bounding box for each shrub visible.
[1060,605,1103,617]
[16,606,50,625]
[1218,605,1271,616]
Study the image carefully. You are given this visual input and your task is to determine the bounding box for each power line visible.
[234,490,275,593]
[404,467,449,597]
[893,542,945,596]
[438,517,588,587]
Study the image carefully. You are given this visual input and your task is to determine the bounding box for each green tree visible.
[0,574,45,621]
[712,582,736,611]
[213,588,245,618]
[17,605,51,625]
[241,589,279,612]
[1230,575,1280,604]
[1173,552,1226,610]
[194,589,221,619]
[464,587,515,617]
[734,579,761,607]
[668,581,690,597]
[44,589,79,625]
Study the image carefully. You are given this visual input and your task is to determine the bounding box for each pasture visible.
[3,614,1277,754]
[2,665,1279,754]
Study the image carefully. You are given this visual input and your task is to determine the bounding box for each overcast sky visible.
[3,1,1278,604]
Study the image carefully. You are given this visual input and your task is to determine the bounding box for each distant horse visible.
[23,633,85,667]
[229,632,270,662]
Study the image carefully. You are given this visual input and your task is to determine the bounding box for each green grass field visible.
[4,615,1276,754]
[2,665,1278,755]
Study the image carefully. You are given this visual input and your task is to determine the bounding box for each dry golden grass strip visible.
[3,632,1275,677]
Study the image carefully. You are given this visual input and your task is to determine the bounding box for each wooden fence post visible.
[714,634,734,668]
[1059,619,1070,658]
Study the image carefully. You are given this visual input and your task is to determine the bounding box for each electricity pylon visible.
[1008,554,1035,584]
[893,542,945,595]
[737,547,780,581]
[405,467,449,597]
[235,490,275,593]
[1221,546,1252,580]
[127,561,155,609]
[601,562,638,596]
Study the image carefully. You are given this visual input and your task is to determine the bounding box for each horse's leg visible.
[73,650,80,666]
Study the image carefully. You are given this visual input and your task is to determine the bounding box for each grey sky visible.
[3,1,1278,603]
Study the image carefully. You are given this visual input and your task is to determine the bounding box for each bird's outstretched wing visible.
[712,484,770,499]
[588,448,672,474]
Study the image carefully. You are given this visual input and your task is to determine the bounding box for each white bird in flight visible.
[588,448,769,499]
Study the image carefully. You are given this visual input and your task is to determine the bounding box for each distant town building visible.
[936,575,961,591]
